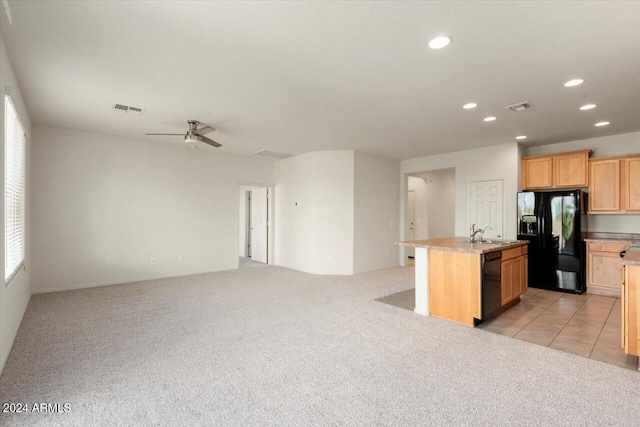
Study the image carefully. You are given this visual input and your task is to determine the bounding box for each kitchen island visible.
[621,247,640,370]
[397,237,529,326]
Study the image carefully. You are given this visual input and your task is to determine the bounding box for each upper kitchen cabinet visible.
[522,156,553,189]
[589,158,621,212]
[554,150,591,188]
[588,154,640,214]
[623,156,640,212]
[522,150,592,190]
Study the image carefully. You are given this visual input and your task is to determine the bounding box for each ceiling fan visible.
[146,120,222,148]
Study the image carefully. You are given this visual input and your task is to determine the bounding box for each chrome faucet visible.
[470,224,491,243]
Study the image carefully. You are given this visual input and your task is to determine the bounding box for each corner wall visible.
[274,151,354,275]
[1,38,32,373]
[353,152,399,273]
[31,125,274,293]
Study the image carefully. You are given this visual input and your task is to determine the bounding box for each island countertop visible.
[622,247,640,266]
[396,237,529,254]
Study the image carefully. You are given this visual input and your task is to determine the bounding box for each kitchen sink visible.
[458,240,516,245]
[482,240,516,245]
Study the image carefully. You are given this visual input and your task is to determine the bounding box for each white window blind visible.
[4,95,26,281]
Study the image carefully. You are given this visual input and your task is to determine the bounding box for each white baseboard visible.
[31,267,233,294]
[414,308,430,316]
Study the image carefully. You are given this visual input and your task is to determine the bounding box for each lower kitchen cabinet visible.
[501,246,528,306]
[586,242,628,297]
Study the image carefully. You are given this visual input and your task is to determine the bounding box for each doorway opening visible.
[405,168,455,266]
[239,185,269,268]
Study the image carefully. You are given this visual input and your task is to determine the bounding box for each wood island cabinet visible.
[522,150,591,190]
[501,246,528,306]
[404,238,530,327]
[589,155,640,214]
[621,263,640,371]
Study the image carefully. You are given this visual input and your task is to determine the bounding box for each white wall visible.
[353,152,399,273]
[424,169,456,239]
[1,38,32,373]
[400,143,520,264]
[238,185,263,257]
[31,125,274,293]
[274,151,354,275]
[525,131,640,233]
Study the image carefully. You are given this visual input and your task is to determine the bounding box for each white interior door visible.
[469,179,503,239]
[250,187,268,263]
[407,190,415,257]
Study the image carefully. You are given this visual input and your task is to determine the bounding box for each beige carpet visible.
[1,265,639,426]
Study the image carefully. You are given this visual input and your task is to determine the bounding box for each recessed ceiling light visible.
[579,104,596,110]
[463,103,477,109]
[595,121,610,127]
[564,79,584,87]
[515,135,527,140]
[483,116,497,122]
[428,36,452,49]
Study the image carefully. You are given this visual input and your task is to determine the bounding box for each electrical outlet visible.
[150,258,156,265]
[178,256,183,263]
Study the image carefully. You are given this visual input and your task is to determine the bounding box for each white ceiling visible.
[2,1,639,160]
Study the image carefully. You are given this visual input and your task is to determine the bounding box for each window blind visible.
[4,95,26,281]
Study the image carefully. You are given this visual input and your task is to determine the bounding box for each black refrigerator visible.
[517,190,587,294]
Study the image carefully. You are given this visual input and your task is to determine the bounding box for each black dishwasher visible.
[481,251,502,321]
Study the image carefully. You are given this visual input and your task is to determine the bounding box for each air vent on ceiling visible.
[253,150,291,160]
[505,102,532,112]
[112,103,145,116]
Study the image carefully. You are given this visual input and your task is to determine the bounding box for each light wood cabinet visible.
[589,155,640,214]
[586,242,628,297]
[501,247,528,306]
[522,150,591,190]
[554,150,591,188]
[621,264,640,370]
[589,159,621,212]
[429,250,481,327]
[426,245,529,326]
[623,156,640,212]
[522,156,553,189]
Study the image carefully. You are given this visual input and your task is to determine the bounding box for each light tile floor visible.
[377,285,639,371]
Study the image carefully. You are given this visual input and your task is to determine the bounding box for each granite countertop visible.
[584,232,640,244]
[396,237,528,254]
[622,247,640,266]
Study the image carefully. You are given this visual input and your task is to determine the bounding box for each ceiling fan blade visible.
[145,133,185,136]
[201,136,222,148]
[195,125,216,136]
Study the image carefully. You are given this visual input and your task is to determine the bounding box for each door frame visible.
[237,182,273,267]
[406,189,416,261]
[467,177,506,240]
